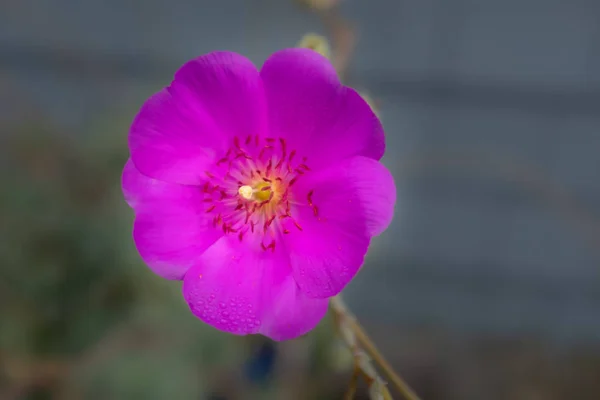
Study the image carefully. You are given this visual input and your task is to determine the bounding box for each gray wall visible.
[3,0,600,343]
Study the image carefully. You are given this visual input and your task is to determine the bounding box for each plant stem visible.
[330,296,421,400]
[343,365,360,400]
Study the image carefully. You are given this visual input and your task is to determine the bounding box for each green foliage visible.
[0,117,244,399]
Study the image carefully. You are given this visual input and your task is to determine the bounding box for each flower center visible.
[201,135,317,252]
[238,181,277,203]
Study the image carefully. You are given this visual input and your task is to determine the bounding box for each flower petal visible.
[129,51,267,184]
[122,159,222,279]
[182,237,328,341]
[260,48,384,170]
[285,156,396,298]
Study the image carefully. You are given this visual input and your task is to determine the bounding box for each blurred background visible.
[2,0,600,399]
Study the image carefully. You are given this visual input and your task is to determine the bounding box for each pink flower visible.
[122,49,395,341]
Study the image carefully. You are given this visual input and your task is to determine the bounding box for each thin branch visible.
[344,364,360,400]
[330,296,421,400]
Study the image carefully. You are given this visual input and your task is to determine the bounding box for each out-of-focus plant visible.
[0,117,244,399]
[297,33,331,59]
[295,0,343,12]
[296,0,355,79]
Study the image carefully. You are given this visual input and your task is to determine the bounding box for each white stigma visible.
[238,185,253,200]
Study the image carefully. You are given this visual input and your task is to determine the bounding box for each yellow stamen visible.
[253,182,272,202]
